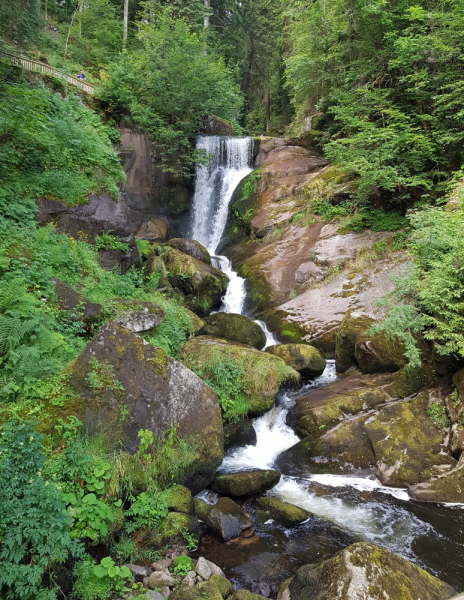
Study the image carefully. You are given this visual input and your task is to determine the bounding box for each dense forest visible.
[2,0,464,598]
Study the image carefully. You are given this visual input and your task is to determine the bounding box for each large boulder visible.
[179,336,299,416]
[266,344,326,377]
[168,238,211,265]
[62,321,223,493]
[288,542,455,600]
[211,470,281,497]
[202,115,234,136]
[113,299,164,332]
[409,462,464,503]
[143,512,199,550]
[98,246,140,274]
[336,310,408,373]
[162,248,229,317]
[276,415,375,478]
[51,277,102,328]
[195,496,253,541]
[224,419,257,451]
[200,313,266,350]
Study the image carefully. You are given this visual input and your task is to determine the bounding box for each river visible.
[189,135,464,594]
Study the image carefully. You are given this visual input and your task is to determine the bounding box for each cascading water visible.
[189,135,464,591]
[190,136,254,315]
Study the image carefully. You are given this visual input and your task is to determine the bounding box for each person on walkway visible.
[77,69,86,80]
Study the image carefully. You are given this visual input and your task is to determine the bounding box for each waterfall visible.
[190,136,254,316]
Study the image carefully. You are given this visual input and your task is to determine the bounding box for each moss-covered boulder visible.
[198,496,253,541]
[230,591,268,600]
[196,581,223,600]
[288,542,455,600]
[163,248,229,317]
[62,322,223,493]
[409,463,464,503]
[168,238,211,265]
[255,497,309,526]
[51,277,102,328]
[224,419,257,451]
[113,299,164,333]
[143,512,199,549]
[335,310,408,373]
[266,344,326,377]
[199,313,266,350]
[211,470,281,497]
[210,576,234,599]
[168,485,193,514]
[364,390,456,486]
[276,416,375,478]
[179,336,299,416]
[186,309,205,335]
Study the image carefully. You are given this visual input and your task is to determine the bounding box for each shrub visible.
[0,421,82,600]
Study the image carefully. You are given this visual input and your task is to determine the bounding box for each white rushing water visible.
[190,135,254,316]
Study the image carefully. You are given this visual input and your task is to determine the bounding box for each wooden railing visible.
[0,49,95,95]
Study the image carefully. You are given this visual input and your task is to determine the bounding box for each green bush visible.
[0,421,82,600]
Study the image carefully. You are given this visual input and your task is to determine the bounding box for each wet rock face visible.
[35,190,136,244]
[288,542,455,600]
[168,238,211,265]
[266,344,326,377]
[64,322,223,493]
[200,313,266,350]
[163,248,229,317]
[117,127,188,217]
[224,419,257,451]
[113,299,164,333]
[51,277,102,328]
[211,470,281,497]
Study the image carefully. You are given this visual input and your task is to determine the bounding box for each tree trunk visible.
[44,0,47,23]
[78,1,82,37]
[123,0,129,46]
[204,0,210,28]
[265,76,271,133]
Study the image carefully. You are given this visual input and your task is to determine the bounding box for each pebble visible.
[144,592,164,600]
[195,556,212,581]
[124,564,149,582]
[151,558,172,571]
[160,587,171,598]
[148,571,176,589]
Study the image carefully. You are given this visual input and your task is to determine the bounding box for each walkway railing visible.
[0,49,95,95]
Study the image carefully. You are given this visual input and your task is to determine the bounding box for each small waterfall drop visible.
[190,135,254,316]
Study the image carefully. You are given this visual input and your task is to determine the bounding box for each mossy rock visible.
[210,576,234,599]
[255,497,309,526]
[196,580,224,600]
[168,238,211,265]
[144,512,199,549]
[224,419,257,451]
[303,164,356,205]
[276,416,375,477]
[171,586,203,600]
[200,313,266,350]
[385,365,433,399]
[211,469,281,497]
[60,322,224,494]
[409,463,464,503]
[163,248,229,317]
[51,277,103,328]
[266,344,326,377]
[230,591,268,600]
[113,299,164,333]
[221,169,262,249]
[336,310,408,374]
[364,391,456,486]
[193,497,210,522]
[288,542,455,600]
[179,336,299,416]
[168,484,193,514]
[186,309,205,335]
[201,496,253,541]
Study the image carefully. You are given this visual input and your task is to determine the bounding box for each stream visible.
[189,136,464,594]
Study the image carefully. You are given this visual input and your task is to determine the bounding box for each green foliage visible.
[0,78,125,226]
[0,278,68,399]
[0,421,82,600]
[194,352,250,423]
[98,9,242,174]
[72,556,113,600]
[110,536,162,565]
[85,357,125,400]
[427,401,451,429]
[124,489,171,534]
[137,428,155,463]
[343,210,407,233]
[95,232,130,254]
[171,555,194,576]
[143,298,194,358]
[93,556,132,592]
[64,490,118,541]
